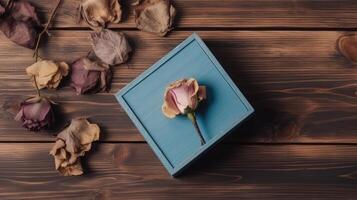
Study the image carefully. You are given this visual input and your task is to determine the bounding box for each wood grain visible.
[0,143,357,199]
[2,0,357,29]
[0,30,356,143]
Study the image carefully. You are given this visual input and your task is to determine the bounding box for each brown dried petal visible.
[70,57,112,95]
[0,0,41,48]
[78,0,122,31]
[134,0,176,36]
[50,118,100,176]
[91,29,132,65]
[26,60,69,89]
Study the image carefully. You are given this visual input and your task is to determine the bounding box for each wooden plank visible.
[0,143,357,199]
[2,0,357,29]
[0,30,356,143]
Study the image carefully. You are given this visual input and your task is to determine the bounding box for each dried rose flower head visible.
[70,57,112,95]
[78,0,122,30]
[134,0,176,36]
[162,78,206,118]
[0,0,42,48]
[337,35,357,64]
[15,96,55,131]
[162,78,207,145]
[50,118,100,176]
[90,29,132,66]
[26,60,69,90]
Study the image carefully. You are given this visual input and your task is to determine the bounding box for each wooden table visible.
[1,0,357,199]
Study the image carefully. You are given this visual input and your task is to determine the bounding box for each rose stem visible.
[33,76,41,97]
[187,112,206,145]
[33,0,62,61]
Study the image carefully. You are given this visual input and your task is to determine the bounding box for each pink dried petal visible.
[70,57,112,95]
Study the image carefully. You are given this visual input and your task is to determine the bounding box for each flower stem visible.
[33,76,41,97]
[33,0,62,61]
[187,112,206,145]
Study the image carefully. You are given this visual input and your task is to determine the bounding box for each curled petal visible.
[78,0,122,30]
[0,0,42,48]
[91,29,132,65]
[134,0,176,36]
[50,118,100,176]
[26,60,69,89]
[70,57,112,95]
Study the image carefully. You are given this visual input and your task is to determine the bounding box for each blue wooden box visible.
[115,33,254,176]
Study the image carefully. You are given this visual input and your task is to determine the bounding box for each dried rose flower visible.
[337,35,357,64]
[50,118,100,176]
[26,60,69,90]
[134,0,176,36]
[90,29,132,66]
[78,0,122,30]
[0,0,42,48]
[162,78,206,145]
[15,96,55,131]
[70,57,112,95]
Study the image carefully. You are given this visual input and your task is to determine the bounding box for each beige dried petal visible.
[78,0,122,31]
[26,60,69,89]
[50,118,100,176]
[134,0,176,36]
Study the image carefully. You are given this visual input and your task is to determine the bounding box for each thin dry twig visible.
[33,0,62,61]
[33,75,41,97]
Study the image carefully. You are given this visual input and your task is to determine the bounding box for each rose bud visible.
[0,0,42,48]
[90,29,132,66]
[162,78,207,145]
[134,0,176,36]
[70,57,112,95]
[15,96,55,131]
[78,0,122,31]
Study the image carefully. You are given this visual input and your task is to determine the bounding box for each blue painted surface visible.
[116,33,254,176]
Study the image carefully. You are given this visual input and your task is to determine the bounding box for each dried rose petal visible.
[70,57,112,95]
[8,0,41,24]
[134,0,176,36]
[26,60,69,89]
[15,96,55,131]
[78,0,122,30]
[0,0,42,48]
[90,29,132,66]
[50,118,100,176]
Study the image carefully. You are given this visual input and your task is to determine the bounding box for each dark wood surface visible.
[0,0,357,199]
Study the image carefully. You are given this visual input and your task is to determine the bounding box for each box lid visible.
[116,33,254,176]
